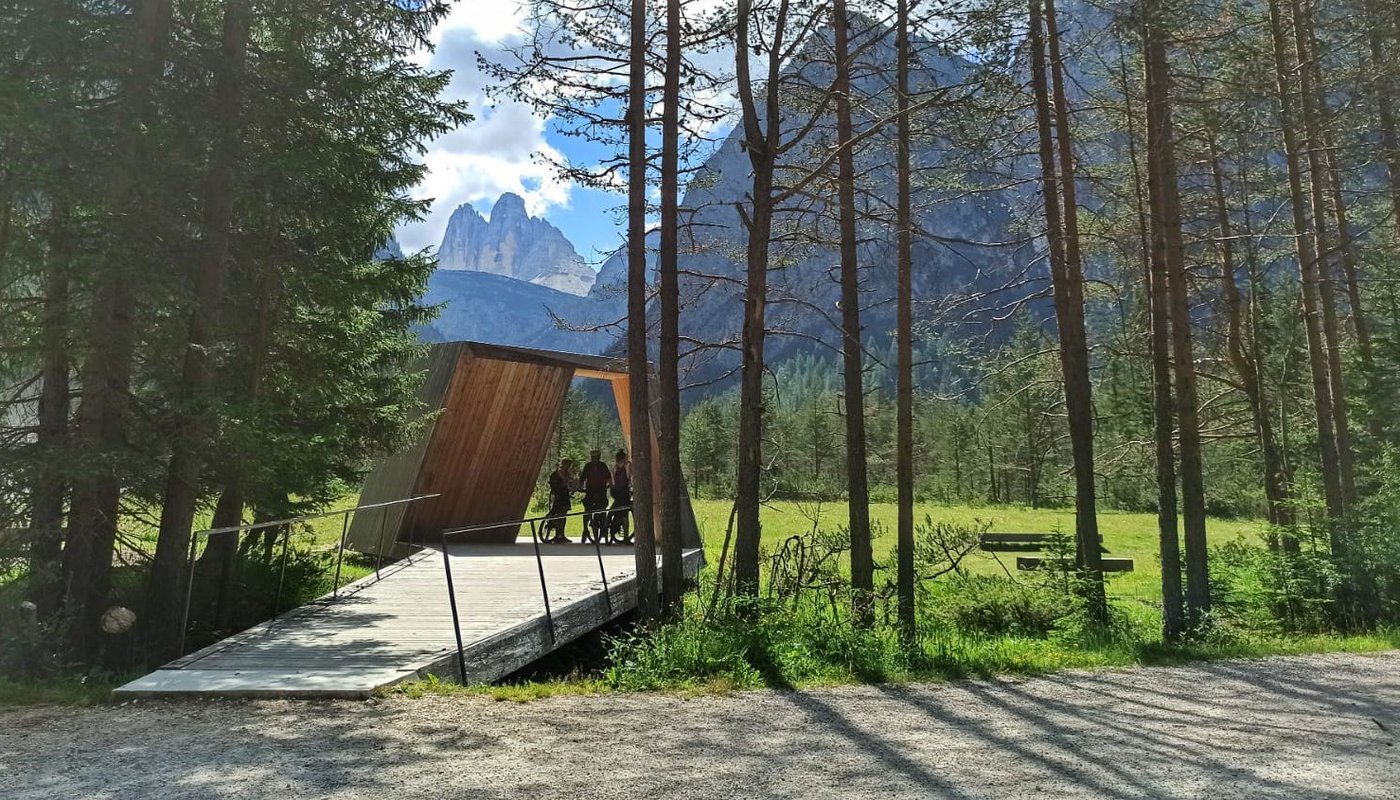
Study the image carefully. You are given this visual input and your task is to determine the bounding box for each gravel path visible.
[4,652,1398,799]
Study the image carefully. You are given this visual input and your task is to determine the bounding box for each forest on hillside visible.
[4,0,1400,688]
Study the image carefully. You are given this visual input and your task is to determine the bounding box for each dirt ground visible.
[4,652,1397,799]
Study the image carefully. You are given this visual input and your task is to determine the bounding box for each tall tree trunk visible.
[1125,27,1184,640]
[627,0,658,626]
[1290,0,1356,509]
[656,0,685,620]
[1143,5,1210,626]
[1365,0,1400,239]
[1321,146,1382,446]
[62,0,176,660]
[732,0,787,598]
[832,0,873,628]
[1265,0,1347,528]
[205,269,278,629]
[894,0,917,645]
[29,206,72,617]
[1324,156,1373,364]
[1235,145,1295,535]
[146,0,250,664]
[1030,0,1106,623]
[1207,138,1292,532]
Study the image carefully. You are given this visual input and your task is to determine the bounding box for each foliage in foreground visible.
[397,520,1400,702]
[597,593,1398,695]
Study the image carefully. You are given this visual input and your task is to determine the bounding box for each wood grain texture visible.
[347,343,469,552]
[412,352,574,543]
[349,340,701,555]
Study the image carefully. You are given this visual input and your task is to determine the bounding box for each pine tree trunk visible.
[732,0,786,599]
[656,0,685,620]
[1365,0,1400,239]
[29,206,72,617]
[1234,146,1295,538]
[894,0,917,645]
[146,0,250,664]
[832,0,873,628]
[1143,5,1210,626]
[1126,23,1183,640]
[205,269,277,629]
[1290,0,1356,509]
[1029,0,1105,623]
[63,0,176,660]
[1207,139,1292,531]
[1043,0,1105,617]
[1322,153,1373,370]
[627,0,658,626]
[1265,0,1347,528]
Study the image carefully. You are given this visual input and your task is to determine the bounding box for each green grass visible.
[387,501,1395,702]
[691,499,1266,606]
[381,673,612,702]
[390,627,1400,701]
[0,675,127,707]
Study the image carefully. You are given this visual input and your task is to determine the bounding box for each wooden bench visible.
[1016,556,1134,572]
[980,532,1106,553]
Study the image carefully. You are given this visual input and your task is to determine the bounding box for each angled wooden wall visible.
[346,343,469,554]
[411,353,573,542]
[350,341,702,555]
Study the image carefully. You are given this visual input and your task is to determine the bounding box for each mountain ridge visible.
[436,193,597,296]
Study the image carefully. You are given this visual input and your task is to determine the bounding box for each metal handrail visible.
[439,504,628,538]
[194,495,440,537]
[439,504,633,683]
[178,493,441,659]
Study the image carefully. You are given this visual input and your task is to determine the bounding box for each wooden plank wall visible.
[350,341,701,555]
[409,351,574,543]
[347,343,469,553]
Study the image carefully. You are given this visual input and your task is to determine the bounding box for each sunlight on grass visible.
[690,499,1268,606]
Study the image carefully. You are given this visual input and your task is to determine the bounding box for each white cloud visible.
[397,0,747,253]
[435,0,529,48]
[398,0,572,252]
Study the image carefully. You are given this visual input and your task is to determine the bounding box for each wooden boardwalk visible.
[114,542,703,699]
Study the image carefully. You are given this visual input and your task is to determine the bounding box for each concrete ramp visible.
[115,543,703,699]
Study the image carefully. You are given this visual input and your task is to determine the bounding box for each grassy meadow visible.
[689,498,1266,607]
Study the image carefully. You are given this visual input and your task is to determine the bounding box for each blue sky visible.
[397,0,734,269]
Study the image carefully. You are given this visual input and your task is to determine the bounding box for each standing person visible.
[578,449,612,543]
[545,459,576,543]
[610,449,633,544]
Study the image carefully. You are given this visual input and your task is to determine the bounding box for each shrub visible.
[1210,534,1340,635]
[926,575,1075,638]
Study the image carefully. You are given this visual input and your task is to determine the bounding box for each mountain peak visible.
[490,192,528,220]
[437,193,595,296]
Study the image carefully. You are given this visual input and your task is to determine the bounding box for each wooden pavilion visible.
[346,340,701,553]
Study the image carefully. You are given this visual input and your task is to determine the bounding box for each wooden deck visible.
[114,542,703,699]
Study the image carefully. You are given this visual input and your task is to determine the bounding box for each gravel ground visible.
[3,652,1398,799]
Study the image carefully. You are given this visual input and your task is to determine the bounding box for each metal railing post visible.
[178,531,200,657]
[441,530,468,684]
[273,523,291,619]
[529,519,555,644]
[592,521,613,617]
[332,510,350,597]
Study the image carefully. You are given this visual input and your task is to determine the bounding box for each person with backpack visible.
[544,458,576,543]
[578,449,612,543]
[609,449,632,544]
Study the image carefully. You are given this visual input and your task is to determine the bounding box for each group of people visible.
[543,448,632,544]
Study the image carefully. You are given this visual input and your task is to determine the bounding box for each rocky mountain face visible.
[419,19,1039,390]
[436,193,597,296]
[417,270,615,352]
